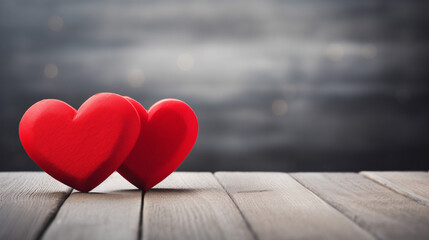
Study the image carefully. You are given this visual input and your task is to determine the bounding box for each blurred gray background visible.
[1,0,428,171]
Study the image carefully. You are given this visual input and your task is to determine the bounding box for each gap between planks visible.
[213,174,260,240]
[142,172,254,240]
[138,191,145,240]
[41,172,142,240]
[214,172,375,240]
[36,189,72,240]
[292,172,429,240]
[360,171,429,207]
[0,172,72,240]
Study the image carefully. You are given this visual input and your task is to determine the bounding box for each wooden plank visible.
[361,171,429,207]
[292,173,429,240]
[0,172,71,240]
[143,172,254,240]
[215,172,374,240]
[42,172,142,240]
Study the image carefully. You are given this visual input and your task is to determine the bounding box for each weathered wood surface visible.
[0,172,71,240]
[360,171,429,206]
[42,172,142,240]
[215,172,374,240]
[292,173,429,240]
[2,171,429,240]
[142,172,253,240]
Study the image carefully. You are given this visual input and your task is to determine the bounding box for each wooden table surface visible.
[1,171,429,240]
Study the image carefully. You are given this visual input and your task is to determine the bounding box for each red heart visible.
[118,97,198,190]
[19,93,141,192]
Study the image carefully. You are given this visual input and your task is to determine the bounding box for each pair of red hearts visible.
[19,93,198,192]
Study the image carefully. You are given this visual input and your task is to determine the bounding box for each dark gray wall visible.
[1,0,429,171]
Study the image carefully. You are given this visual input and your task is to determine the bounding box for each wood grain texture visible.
[360,171,429,207]
[0,172,71,240]
[143,172,254,240]
[292,173,429,240]
[42,172,142,240]
[215,172,374,240]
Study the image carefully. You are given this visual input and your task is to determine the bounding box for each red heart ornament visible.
[118,98,198,190]
[19,93,141,192]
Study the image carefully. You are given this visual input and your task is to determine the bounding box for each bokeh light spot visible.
[362,43,377,59]
[128,68,144,87]
[48,16,63,32]
[326,44,343,61]
[272,99,288,116]
[44,64,58,79]
[177,53,195,71]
